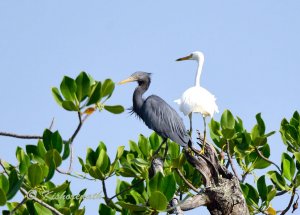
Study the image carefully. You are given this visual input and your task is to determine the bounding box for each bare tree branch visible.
[10,197,27,215]
[171,197,184,215]
[281,187,296,215]
[255,147,281,173]
[0,132,42,139]
[108,179,144,202]
[180,194,210,211]
[226,141,240,181]
[20,187,63,215]
[175,168,199,193]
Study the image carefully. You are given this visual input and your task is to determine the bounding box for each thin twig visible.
[175,168,199,193]
[48,118,55,130]
[0,159,9,175]
[0,132,42,139]
[241,171,249,183]
[281,187,296,215]
[20,187,63,215]
[255,147,281,173]
[10,197,27,215]
[226,141,240,181]
[108,179,144,201]
[69,112,83,143]
[57,112,90,174]
[102,180,109,204]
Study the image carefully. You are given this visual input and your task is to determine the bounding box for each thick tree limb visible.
[180,193,210,211]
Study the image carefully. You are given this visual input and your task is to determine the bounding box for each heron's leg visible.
[188,113,193,137]
[200,116,207,154]
[152,138,168,158]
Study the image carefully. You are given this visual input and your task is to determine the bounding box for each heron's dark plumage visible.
[128,72,191,148]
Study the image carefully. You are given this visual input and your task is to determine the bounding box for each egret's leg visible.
[188,113,193,137]
[201,116,207,154]
[152,138,167,158]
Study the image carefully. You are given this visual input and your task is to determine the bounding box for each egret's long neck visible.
[195,58,204,87]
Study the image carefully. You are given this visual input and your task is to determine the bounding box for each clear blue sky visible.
[1,1,300,214]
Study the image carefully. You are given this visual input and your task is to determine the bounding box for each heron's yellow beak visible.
[176,54,192,61]
[118,76,137,85]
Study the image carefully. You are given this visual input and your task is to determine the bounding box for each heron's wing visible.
[141,95,190,147]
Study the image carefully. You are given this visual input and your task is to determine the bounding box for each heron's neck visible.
[133,81,149,114]
[195,59,204,87]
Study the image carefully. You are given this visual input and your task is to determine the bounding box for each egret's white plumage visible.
[175,51,218,117]
[175,51,218,152]
[175,86,218,117]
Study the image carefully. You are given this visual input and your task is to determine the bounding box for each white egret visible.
[174,51,219,153]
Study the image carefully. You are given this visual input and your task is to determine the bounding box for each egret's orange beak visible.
[176,54,193,61]
[118,76,137,85]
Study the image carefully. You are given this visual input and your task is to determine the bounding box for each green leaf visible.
[34,202,52,215]
[104,105,124,114]
[149,172,163,193]
[7,169,24,200]
[221,109,235,130]
[96,149,110,174]
[0,188,6,206]
[149,191,168,211]
[149,132,161,151]
[117,167,137,177]
[221,128,235,139]
[209,118,221,136]
[86,148,97,166]
[257,175,267,201]
[52,87,64,107]
[138,135,150,158]
[89,166,104,180]
[129,140,142,156]
[62,141,70,160]
[52,131,63,153]
[294,152,300,163]
[60,76,77,101]
[99,203,116,215]
[242,183,259,207]
[267,186,277,202]
[256,113,266,135]
[45,149,62,168]
[75,71,91,102]
[16,147,30,175]
[267,171,287,191]
[116,146,125,160]
[117,201,147,212]
[252,144,271,169]
[168,141,180,159]
[62,101,79,111]
[87,82,102,106]
[281,153,296,181]
[0,174,9,193]
[28,164,44,187]
[37,140,47,158]
[101,79,115,99]
[161,174,176,201]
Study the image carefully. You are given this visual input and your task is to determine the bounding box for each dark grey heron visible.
[119,72,193,157]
